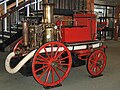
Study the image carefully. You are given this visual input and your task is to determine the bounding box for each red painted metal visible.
[97,22,107,31]
[73,50,91,60]
[87,50,106,76]
[72,45,107,61]
[61,13,97,43]
[13,39,23,52]
[56,20,65,26]
[61,27,91,43]
[32,42,72,86]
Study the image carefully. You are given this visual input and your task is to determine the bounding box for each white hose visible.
[5,49,37,74]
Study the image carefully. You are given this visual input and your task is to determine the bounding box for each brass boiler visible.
[22,20,29,46]
[29,25,43,49]
[43,1,56,43]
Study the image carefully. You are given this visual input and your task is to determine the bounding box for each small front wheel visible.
[87,50,106,76]
[32,42,72,87]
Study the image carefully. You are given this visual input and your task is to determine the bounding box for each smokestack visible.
[43,0,49,3]
[43,0,54,24]
[43,0,55,43]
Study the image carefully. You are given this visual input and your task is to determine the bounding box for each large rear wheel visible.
[32,42,72,86]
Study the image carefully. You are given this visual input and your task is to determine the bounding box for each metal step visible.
[0,35,10,38]
[4,30,17,34]
[0,40,3,43]
[0,23,22,45]
[11,24,22,29]
[11,27,22,29]
[0,30,17,37]
[0,35,10,44]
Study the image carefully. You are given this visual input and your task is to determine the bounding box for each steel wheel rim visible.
[87,50,106,76]
[32,42,72,86]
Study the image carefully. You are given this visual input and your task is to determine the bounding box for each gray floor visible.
[0,40,120,90]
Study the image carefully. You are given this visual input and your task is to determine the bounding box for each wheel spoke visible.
[98,54,103,60]
[35,65,48,73]
[34,61,48,65]
[55,49,65,59]
[90,60,95,64]
[89,63,94,68]
[44,47,50,59]
[58,63,69,66]
[100,62,105,68]
[39,67,49,79]
[54,45,60,59]
[90,64,96,71]
[98,65,102,70]
[45,67,51,83]
[36,57,48,62]
[51,68,55,83]
[91,56,95,61]
[93,67,97,73]
[13,39,23,52]
[94,66,97,73]
[99,59,104,62]
[89,60,95,68]
[96,52,103,61]
[56,56,69,62]
[53,67,61,80]
[51,44,54,58]
[38,54,48,60]
[95,52,99,61]
[91,65,97,73]
[96,66,99,73]
[57,66,66,73]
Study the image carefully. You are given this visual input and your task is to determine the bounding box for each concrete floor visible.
[0,40,120,90]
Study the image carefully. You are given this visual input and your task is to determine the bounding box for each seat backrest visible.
[74,18,87,27]
[73,13,96,27]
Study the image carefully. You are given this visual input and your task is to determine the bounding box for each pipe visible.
[43,1,55,43]
[5,50,37,74]
[43,0,49,4]
[43,3,54,24]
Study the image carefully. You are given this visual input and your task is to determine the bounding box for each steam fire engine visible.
[5,0,107,87]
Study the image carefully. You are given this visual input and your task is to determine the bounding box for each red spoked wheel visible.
[13,39,23,52]
[32,42,72,87]
[87,50,106,76]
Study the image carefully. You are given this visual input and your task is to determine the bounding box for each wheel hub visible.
[51,62,58,67]
[96,60,102,67]
[48,58,58,67]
